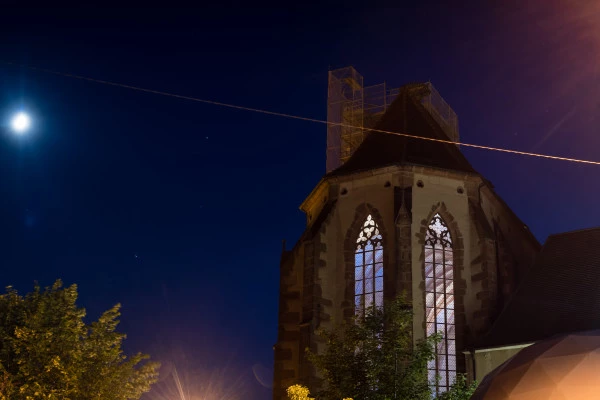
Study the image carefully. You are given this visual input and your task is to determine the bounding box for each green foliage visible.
[307,295,476,400]
[0,280,159,400]
[436,374,478,400]
[307,295,436,400]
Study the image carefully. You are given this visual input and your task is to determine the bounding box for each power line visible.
[3,61,600,166]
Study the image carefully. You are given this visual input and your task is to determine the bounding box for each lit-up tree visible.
[306,295,476,400]
[0,280,159,399]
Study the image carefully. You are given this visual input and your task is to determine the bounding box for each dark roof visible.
[327,83,477,177]
[476,227,600,349]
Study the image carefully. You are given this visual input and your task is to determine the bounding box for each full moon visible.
[11,112,31,133]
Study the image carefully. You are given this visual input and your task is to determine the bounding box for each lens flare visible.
[146,361,252,400]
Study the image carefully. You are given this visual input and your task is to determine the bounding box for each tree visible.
[0,280,159,399]
[307,295,475,400]
[436,374,478,400]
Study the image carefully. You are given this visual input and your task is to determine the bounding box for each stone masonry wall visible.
[273,244,304,400]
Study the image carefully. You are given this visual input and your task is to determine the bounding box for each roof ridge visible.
[546,226,600,239]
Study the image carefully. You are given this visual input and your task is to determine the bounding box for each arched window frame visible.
[424,213,456,395]
[354,214,384,318]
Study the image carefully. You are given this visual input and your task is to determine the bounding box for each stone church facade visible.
[272,72,541,399]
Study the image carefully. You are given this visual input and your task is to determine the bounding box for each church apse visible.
[273,67,541,400]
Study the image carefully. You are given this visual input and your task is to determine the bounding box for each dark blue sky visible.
[1,3,599,399]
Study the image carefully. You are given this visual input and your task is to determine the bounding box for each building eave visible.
[299,178,326,214]
[466,342,534,354]
[327,162,481,184]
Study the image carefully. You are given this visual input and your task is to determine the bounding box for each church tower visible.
[273,67,540,399]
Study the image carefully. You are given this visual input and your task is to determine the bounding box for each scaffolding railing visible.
[363,84,401,130]
[420,83,459,143]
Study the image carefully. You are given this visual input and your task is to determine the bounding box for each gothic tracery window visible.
[425,213,456,395]
[354,214,383,317]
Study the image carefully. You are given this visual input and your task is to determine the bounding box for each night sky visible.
[1,3,599,399]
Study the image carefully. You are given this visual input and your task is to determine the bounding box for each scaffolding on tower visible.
[326,67,363,173]
[326,67,400,172]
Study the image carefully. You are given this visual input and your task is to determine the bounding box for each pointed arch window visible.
[425,213,456,395]
[354,214,383,317]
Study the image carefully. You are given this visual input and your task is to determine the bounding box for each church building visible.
[272,67,585,399]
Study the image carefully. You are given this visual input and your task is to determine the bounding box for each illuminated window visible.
[354,215,383,317]
[425,213,456,395]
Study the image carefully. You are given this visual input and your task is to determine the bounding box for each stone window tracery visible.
[354,214,383,317]
[425,213,456,395]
